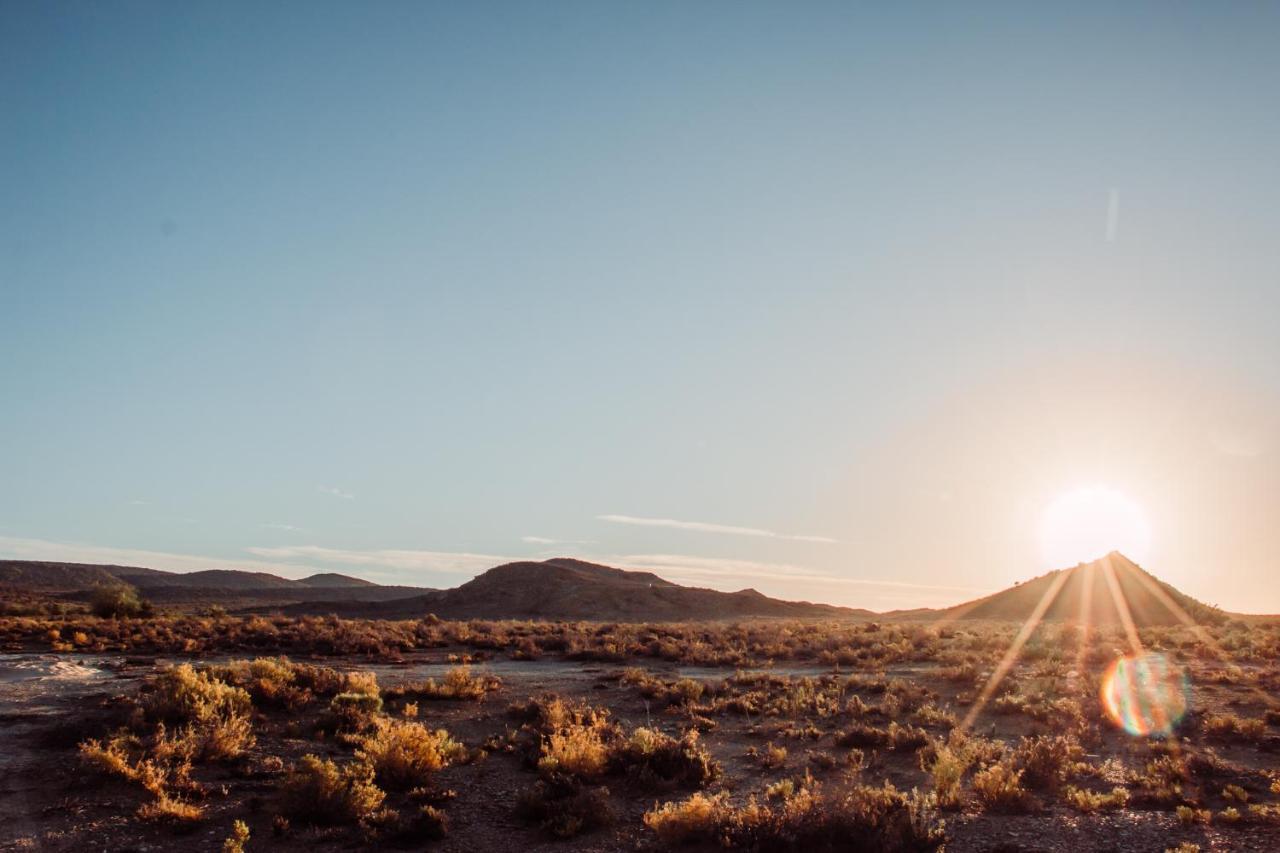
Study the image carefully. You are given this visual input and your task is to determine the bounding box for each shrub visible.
[644,782,946,851]
[278,755,385,825]
[516,775,614,838]
[356,719,467,790]
[137,794,204,824]
[925,743,971,810]
[389,665,499,701]
[836,723,891,748]
[1012,734,1080,790]
[613,727,720,788]
[142,665,252,728]
[1201,712,1266,742]
[972,761,1033,813]
[539,723,611,779]
[643,791,728,844]
[1063,785,1129,812]
[90,585,151,619]
[329,691,384,732]
[222,820,250,853]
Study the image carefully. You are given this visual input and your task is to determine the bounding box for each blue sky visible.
[3,2,1279,611]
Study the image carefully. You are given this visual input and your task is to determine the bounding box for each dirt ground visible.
[1,649,1277,852]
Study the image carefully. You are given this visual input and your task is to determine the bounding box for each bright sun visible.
[1038,486,1152,569]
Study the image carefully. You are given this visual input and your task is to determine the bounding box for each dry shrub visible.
[137,794,204,824]
[388,665,500,701]
[613,727,720,788]
[836,723,891,749]
[1063,785,1129,812]
[972,760,1034,813]
[1201,712,1266,742]
[924,742,971,810]
[644,781,945,851]
[1012,734,1080,790]
[516,775,614,838]
[142,664,251,727]
[138,664,256,760]
[644,791,727,844]
[539,723,611,779]
[210,657,355,710]
[222,819,250,853]
[356,718,467,790]
[328,691,384,733]
[278,755,385,825]
[80,726,202,812]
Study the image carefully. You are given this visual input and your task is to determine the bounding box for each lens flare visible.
[1100,653,1191,737]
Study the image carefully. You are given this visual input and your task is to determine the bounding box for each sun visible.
[1038,485,1152,568]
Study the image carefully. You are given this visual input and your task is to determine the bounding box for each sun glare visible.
[1039,486,1152,569]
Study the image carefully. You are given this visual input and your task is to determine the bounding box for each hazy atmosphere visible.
[4,2,1279,613]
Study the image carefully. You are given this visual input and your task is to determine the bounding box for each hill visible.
[937,552,1228,627]
[0,560,433,608]
[281,557,874,621]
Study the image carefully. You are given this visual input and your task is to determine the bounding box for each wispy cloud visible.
[319,486,355,500]
[612,553,990,594]
[522,535,593,546]
[244,545,505,576]
[262,522,304,532]
[597,514,837,544]
[0,536,316,578]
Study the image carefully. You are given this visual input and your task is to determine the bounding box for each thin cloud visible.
[522,535,593,546]
[597,514,837,544]
[613,553,991,594]
[319,486,355,499]
[262,522,304,532]
[0,536,317,578]
[245,545,505,575]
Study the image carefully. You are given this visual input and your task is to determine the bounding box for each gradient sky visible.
[3,2,1279,612]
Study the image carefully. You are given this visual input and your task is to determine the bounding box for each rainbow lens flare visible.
[1100,653,1191,737]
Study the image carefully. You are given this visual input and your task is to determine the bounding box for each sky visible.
[3,2,1279,613]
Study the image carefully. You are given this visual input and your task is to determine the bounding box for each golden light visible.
[1038,486,1151,568]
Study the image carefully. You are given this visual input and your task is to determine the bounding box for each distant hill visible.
[299,573,377,588]
[936,552,1228,627]
[0,553,1239,624]
[281,558,875,621]
[0,560,432,608]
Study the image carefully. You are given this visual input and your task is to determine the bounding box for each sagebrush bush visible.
[356,718,467,789]
[539,722,611,779]
[972,760,1033,813]
[278,755,385,824]
[143,664,252,727]
[613,727,720,788]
